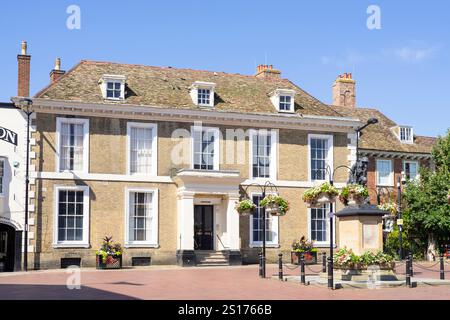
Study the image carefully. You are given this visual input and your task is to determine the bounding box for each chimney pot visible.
[17,41,31,97]
[50,57,66,84]
[332,73,356,108]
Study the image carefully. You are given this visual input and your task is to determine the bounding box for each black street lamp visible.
[397,175,403,260]
[244,181,278,278]
[355,118,378,163]
[18,98,33,272]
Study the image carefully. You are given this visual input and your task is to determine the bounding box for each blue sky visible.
[0,0,449,137]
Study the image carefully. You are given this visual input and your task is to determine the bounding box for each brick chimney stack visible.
[255,64,281,79]
[332,73,356,108]
[50,58,66,83]
[17,41,31,97]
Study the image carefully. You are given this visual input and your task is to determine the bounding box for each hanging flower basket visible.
[302,182,339,208]
[339,184,369,206]
[260,194,289,216]
[235,199,256,216]
[377,202,398,215]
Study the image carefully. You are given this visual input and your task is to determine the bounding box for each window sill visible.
[53,243,90,249]
[249,243,280,248]
[124,243,160,248]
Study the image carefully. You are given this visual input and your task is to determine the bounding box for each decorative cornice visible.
[12,97,363,133]
[359,149,432,160]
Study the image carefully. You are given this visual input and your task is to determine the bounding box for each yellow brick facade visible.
[30,113,351,269]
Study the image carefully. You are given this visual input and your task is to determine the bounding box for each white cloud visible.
[393,46,440,62]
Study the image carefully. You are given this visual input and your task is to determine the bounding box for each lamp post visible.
[244,181,278,278]
[397,175,403,260]
[18,98,33,272]
[355,118,378,163]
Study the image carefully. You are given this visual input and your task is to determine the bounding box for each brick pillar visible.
[17,41,31,97]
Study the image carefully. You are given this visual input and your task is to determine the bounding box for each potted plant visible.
[235,199,256,216]
[302,182,339,208]
[333,247,395,271]
[339,184,369,206]
[96,236,123,269]
[260,194,290,216]
[291,236,318,265]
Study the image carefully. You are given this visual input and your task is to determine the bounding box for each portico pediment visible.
[173,169,244,196]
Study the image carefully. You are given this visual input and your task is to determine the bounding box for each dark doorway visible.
[194,205,214,250]
[0,224,16,272]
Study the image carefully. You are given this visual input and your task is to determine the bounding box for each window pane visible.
[130,126,153,174]
[129,192,152,242]
[57,189,84,242]
[310,138,328,180]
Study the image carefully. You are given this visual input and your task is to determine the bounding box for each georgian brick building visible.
[8,42,435,270]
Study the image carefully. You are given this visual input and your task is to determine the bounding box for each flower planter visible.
[96,254,122,269]
[290,251,317,265]
[237,208,254,216]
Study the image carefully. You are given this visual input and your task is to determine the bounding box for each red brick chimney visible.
[50,58,66,83]
[332,73,356,108]
[17,41,31,97]
[255,64,281,79]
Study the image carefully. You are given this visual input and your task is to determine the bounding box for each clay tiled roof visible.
[331,105,436,154]
[34,60,345,118]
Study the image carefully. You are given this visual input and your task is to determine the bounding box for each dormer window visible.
[399,126,413,143]
[270,89,295,113]
[198,88,211,105]
[100,75,126,100]
[190,81,216,107]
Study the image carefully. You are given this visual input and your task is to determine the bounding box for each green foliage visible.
[96,236,122,263]
[235,199,256,213]
[403,130,450,242]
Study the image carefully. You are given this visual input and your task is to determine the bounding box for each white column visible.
[226,194,241,250]
[177,192,195,250]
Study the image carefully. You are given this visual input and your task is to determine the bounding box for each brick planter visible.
[290,251,318,265]
[96,254,122,269]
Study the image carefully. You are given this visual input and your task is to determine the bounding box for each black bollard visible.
[300,253,306,285]
[440,254,445,280]
[278,253,283,281]
[258,252,263,278]
[327,256,333,289]
[409,253,414,277]
[405,255,411,287]
[322,252,327,273]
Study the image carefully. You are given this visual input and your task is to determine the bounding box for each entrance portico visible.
[173,169,244,266]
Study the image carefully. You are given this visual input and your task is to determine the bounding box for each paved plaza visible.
[0,263,449,300]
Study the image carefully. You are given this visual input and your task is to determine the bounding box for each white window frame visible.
[308,134,334,182]
[55,117,90,173]
[100,75,126,100]
[126,122,158,176]
[124,187,159,248]
[403,160,419,181]
[270,89,295,113]
[249,192,279,247]
[190,126,220,171]
[399,126,413,143]
[53,185,90,248]
[190,81,216,107]
[307,204,336,247]
[376,159,393,186]
[0,158,5,197]
[249,129,278,180]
